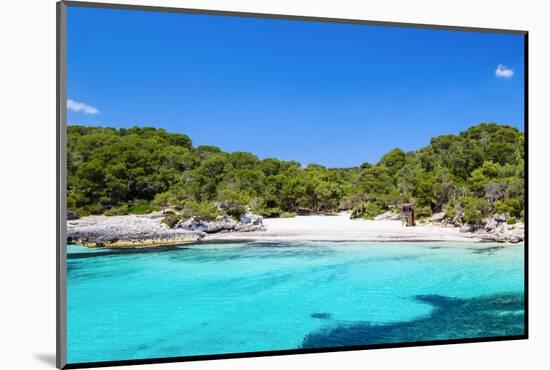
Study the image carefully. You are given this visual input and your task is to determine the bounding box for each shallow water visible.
[66,242,525,364]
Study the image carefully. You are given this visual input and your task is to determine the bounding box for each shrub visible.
[104,204,129,216]
[80,203,104,216]
[495,198,523,218]
[506,217,517,225]
[444,199,459,218]
[214,195,250,220]
[128,199,159,214]
[226,205,247,220]
[162,213,182,228]
[180,200,219,221]
[351,202,384,220]
[153,191,177,209]
[256,207,282,218]
[462,196,490,224]
[280,211,297,218]
[416,206,432,219]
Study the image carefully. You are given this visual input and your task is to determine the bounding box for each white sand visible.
[204,212,483,242]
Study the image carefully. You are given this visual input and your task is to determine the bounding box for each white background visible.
[1,0,549,369]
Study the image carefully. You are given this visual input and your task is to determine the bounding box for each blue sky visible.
[67,6,525,168]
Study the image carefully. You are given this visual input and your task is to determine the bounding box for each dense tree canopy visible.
[67,123,525,223]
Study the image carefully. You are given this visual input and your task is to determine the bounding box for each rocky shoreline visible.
[67,211,266,248]
[458,215,524,243]
[67,213,202,248]
[67,209,523,248]
[374,210,524,243]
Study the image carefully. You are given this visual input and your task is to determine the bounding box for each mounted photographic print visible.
[56,1,528,368]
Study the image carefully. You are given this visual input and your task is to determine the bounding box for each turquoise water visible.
[67,242,525,364]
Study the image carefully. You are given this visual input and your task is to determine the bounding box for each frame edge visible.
[57,1,68,369]
[62,0,527,35]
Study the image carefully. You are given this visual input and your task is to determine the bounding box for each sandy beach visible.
[204,212,485,243]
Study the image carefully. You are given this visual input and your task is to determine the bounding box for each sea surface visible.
[66,241,525,364]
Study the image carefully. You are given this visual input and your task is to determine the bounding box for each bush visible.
[280,211,297,218]
[181,200,219,221]
[104,204,129,216]
[506,217,517,225]
[416,206,432,219]
[128,199,159,214]
[256,207,282,218]
[215,200,245,220]
[444,198,459,218]
[495,198,523,218]
[79,203,104,216]
[215,196,249,220]
[462,196,490,224]
[226,205,247,220]
[153,191,178,209]
[162,213,182,228]
[351,202,384,220]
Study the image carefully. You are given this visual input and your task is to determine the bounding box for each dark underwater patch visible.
[311,313,332,319]
[301,293,524,349]
[470,246,506,255]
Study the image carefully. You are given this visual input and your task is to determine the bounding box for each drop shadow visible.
[34,353,56,367]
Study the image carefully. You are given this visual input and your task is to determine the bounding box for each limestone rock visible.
[430,211,446,223]
[494,213,507,223]
[66,214,205,247]
[240,212,263,225]
[476,216,524,243]
[460,223,477,233]
[484,218,499,232]
[176,212,265,233]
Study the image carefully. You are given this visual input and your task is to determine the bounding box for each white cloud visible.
[67,99,99,114]
[495,64,514,78]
